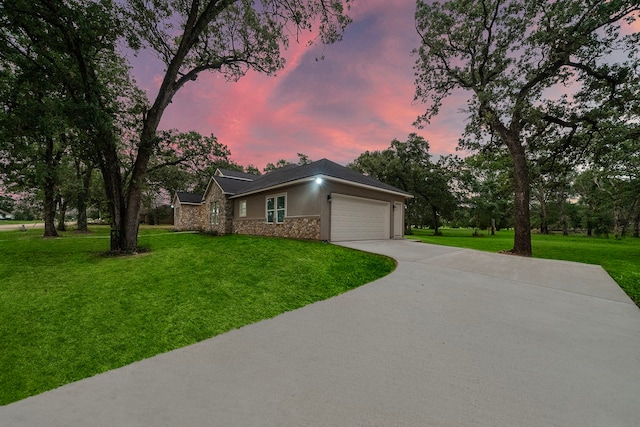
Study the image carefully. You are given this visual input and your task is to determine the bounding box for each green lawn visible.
[407,228,640,306]
[0,226,395,405]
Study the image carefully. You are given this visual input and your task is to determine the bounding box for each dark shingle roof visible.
[230,158,411,198]
[176,192,203,204]
[216,168,258,181]
[213,176,254,195]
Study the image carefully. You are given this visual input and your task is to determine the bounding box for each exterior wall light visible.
[315,177,323,184]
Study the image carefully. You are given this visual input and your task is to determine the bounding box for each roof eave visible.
[202,177,215,199]
[215,167,255,181]
[323,175,414,198]
[230,175,413,199]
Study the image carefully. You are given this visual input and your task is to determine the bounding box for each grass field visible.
[407,228,640,306]
[0,226,395,405]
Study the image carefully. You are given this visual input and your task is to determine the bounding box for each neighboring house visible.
[172,158,413,242]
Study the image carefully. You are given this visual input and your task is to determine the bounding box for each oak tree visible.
[414,0,639,255]
[113,0,353,251]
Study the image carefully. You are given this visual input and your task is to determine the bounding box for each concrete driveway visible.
[2,239,639,426]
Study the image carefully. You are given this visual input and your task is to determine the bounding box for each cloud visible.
[130,1,640,171]
[135,0,467,170]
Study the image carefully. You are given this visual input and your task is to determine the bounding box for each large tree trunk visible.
[56,195,67,232]
[43,178,58,237]
[94,122,152,253]
[104,171,126,252]
[99,118,164,252]
[121,110,164,251]
[479,101,532,256]
[76,161,92,232]
[539,194,549,235]
[95,131,127,252]
[431,205,440,235]
[43,137,59,238]
[619,199,637,239]
[119,66,180,250]
[506,139,532,256]
[76,195,88,232]
[612,207,621,239]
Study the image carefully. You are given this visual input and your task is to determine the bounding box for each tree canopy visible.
[1,0,353,251]
[414,0,640,255]
[349,134,458,235]
[108,0,353,251]
[0,0,126,237]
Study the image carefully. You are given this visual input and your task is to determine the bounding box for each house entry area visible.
[330,194,390,242]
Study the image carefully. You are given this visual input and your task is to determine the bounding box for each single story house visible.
[172,158,413,242]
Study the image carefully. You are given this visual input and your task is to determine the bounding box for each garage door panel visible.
[331,194,389,242]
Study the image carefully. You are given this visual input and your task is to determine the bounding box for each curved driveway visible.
[2,239,639,426]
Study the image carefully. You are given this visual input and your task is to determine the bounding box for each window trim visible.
[266,193,286,224]
[239,200,247,218]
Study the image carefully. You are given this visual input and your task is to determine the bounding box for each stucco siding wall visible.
[283,181,323,216]
[233,181,323,221]
[234,192,265,220]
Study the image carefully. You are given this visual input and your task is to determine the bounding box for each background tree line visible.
[350,133,640,240]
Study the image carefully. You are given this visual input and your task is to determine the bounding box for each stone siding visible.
[233,216,321,240]
[174,204,205,231]
[202,184,233,235]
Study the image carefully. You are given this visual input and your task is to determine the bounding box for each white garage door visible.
[331,194,390,242]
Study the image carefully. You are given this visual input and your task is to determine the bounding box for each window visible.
[210,201,219,225]
[239,200,247,217]
[266,194,286,223]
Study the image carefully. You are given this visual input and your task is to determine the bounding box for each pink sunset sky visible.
[128,1,639,171]
[129,0,467,171]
